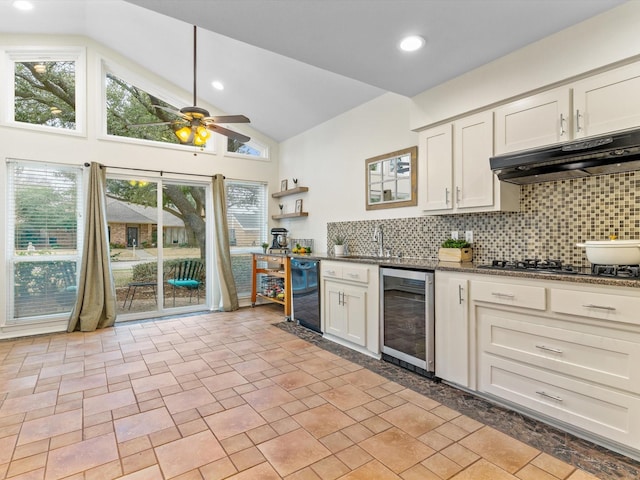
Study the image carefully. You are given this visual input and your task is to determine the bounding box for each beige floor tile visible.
[380,402,446,437]
[82,388,136,416]
[459,427,539,474]
[530,453,576,479]
[226,461,281,479]
[271,370,319,391]
[205,403,266,440]
[113,407,175,442]
[321,384,375,411]
[163,386,217,414]
[258,428,331,476]
[130,372,178,394]
[450,459,518,480]
[201,371,248,393]
[242,384,297,412]
[155,430,226,478]
[0,390,58,418]
[293,403,356,438]
[18,409,82,445]
[359,427,435,473]
[45,432,119,480]
[338,459,402,479]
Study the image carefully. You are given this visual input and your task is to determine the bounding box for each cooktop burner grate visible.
[480,258,640,278]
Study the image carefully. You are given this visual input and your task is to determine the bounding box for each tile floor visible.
[0,306,632,479]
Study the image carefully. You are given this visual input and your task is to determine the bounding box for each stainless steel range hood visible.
[490,128,640,184]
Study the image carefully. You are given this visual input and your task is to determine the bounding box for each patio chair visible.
[166,259,205,307]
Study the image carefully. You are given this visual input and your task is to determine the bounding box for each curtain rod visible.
[83,163,224,179]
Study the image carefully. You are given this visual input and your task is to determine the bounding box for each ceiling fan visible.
[129,25,250,146]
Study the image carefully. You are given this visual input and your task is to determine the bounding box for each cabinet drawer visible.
[321,262,369,284]
[550,288,640,326]
[341,265,369,284]
[255,254,286,263]
[472,280,546,310]
[322,264,343,279]
[479,355,640,450]
[478,309,640,394]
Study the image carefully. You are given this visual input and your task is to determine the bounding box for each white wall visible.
[278,92,418,251]
[278,1,640,252]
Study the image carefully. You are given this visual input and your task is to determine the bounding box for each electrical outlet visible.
[465,230,473,243]
[451,231,459,240]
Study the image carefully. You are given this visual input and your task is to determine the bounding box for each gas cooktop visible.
[478,259,640,279]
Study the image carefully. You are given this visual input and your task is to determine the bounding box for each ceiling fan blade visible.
[153,104,188,119]
[206,115,250,124]
[207,124,250,143]
[127,121,174,128]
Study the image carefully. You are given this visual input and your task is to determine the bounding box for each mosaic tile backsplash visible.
[328,171,640,267]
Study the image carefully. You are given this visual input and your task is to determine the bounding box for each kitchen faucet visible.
[372,225,384,257]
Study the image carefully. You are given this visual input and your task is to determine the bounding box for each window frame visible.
[6,159,85,325]
[225,137,270,161]
[2,46,87,137]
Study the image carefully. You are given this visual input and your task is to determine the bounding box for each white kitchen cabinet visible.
[573,61,640,138]
[494,61,640,155]
[434,271,469,387]
[466,273,640,459]
[494,86,571,154]
[422,123,453,210]
[420,111,519,214]
[321,261,379,356]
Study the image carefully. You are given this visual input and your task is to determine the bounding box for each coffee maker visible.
[269,228,289,253]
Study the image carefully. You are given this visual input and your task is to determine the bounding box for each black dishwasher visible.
[291,258,321,332]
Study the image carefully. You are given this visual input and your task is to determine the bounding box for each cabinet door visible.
[574,62,640,138]
[343,285,367,347]
[421,124,453,211]
[454,111,495,209]
[324,282,346,338]
[435,273,469,387]
[494,87,571,154]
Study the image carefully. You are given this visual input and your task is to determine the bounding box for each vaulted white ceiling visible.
[0,0,627,141]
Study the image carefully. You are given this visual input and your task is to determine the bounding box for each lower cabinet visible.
[434,271,469,387]
[324,282,366,346]
[435,271,640,460]
[476,306,640,451]
[321,261,379,356]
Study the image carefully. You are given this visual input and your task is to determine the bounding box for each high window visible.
[7,161,84,322]
[227,137,268,159]
[5,47,85,135]
[226,180,268,297]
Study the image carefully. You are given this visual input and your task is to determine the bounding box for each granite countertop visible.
[291,253,640,289]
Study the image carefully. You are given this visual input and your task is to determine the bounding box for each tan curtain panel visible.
[68,162,117,332]
[212,174,239,311]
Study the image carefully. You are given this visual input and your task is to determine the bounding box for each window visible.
[226,180,267,297]
[5,47,85,134]
[227,137,268,159]
[7,161,84,322]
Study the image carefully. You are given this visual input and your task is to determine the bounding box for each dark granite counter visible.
[292,253,640,289]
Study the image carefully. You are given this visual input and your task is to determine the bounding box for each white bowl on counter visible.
[576,240,640,265]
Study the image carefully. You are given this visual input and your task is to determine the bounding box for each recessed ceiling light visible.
[211,81,224,91]
[399,35,425,52]
[13,0,34,11]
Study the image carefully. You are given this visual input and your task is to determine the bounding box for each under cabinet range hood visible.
[490,128,640,184]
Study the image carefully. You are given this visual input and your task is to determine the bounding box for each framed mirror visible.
[365,146,417,210]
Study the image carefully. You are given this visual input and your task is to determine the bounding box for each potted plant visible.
[333,234,347,256]
[261,242,269,254]
[438,238,472,262]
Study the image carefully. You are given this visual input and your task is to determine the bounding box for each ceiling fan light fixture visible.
[399,35,425,52]
[194,126,211,145]
[175,126,193,143]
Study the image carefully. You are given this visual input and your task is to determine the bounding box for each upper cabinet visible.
[495,61,640,155]
[573,62,640,139]
[494,86,571,155]
[420,111,519,214]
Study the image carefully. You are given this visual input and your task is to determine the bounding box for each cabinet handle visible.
[535,344,563,354]
[582,304,616,311]
[326,270,336,275]
[458,284,464,304]
[455,186,461,205]
[346,273,359,279]
[559,113,566,137]
[491,292,515,299]
[445,188,450,206]
[576,109,582,133]
[536,391,563,402]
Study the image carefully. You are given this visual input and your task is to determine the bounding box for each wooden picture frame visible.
[295,199,303,213]
[280,179,288,191]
